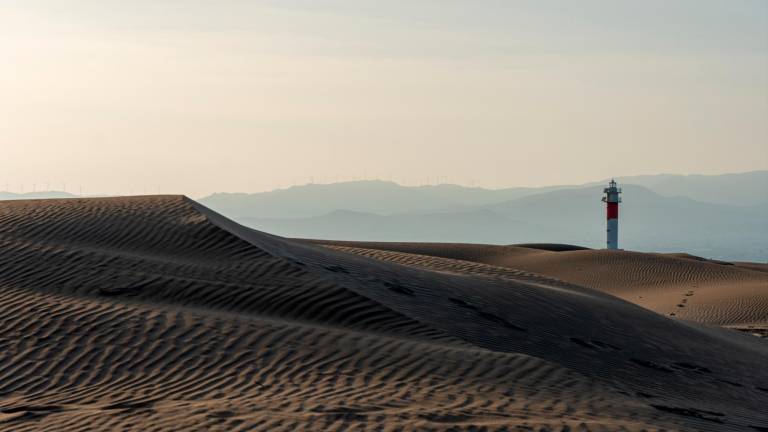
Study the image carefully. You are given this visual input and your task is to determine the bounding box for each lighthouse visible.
[602,179,622,250]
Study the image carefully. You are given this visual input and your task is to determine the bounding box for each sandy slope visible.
[316,241,768,332]
[1,197,767,431]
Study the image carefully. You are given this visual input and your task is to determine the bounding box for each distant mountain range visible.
[202,171,768,219]
[200,171,768,262]
[592,170,768,206]
[2,172,766,261]
[199,181,571,219]
[0,191,79,201]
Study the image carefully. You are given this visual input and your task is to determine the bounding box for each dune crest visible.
[314,241,768,332]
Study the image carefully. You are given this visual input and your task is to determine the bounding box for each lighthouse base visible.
[607,218,618,250]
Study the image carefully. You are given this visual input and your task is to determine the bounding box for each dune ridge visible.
[314,241,768,330]
[1,196,767,431]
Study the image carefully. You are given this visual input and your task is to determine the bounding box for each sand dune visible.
[1,197,767,431]
[316,241,768,331]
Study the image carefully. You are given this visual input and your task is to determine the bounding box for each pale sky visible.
[2,0,767,197]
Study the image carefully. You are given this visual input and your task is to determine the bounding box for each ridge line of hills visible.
[3,171,766,261]
[201,173,767,262]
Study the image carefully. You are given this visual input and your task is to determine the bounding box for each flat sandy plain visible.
[0,196,766,431]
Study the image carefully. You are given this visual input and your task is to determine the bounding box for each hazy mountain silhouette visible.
[593,170,768,206]
[488,185,768,259]
[0,191,78,200]
[200,171,767,219]
[243,209,554,245]
[3,173,765,260]
[200,180,569,218]
[202,173,768,262]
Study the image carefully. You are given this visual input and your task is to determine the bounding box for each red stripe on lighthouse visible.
[607,202,618,219]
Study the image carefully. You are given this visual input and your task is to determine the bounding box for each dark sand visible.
[0,196,766,431]
[316,241,768,334]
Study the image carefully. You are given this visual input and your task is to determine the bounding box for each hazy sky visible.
[2,0,767,197]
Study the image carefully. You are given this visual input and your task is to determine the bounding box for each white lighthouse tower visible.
[602,179,622,250]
